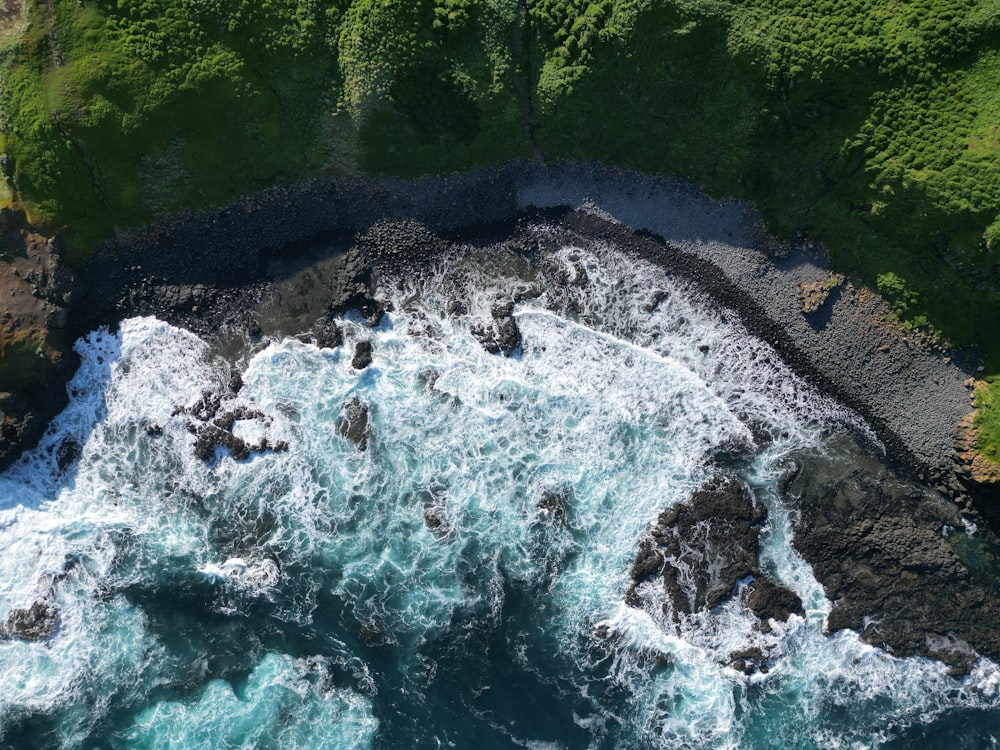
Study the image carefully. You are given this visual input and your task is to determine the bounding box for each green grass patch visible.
[975,377,1000,470]
[0,0,999,448]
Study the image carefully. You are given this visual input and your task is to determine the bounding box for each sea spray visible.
[0,236,997,748]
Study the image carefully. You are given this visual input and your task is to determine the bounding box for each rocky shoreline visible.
[60,162,980,484]
[3,160,999,670]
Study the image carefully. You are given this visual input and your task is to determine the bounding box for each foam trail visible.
[0,239,997,748]
[121,653,377,749]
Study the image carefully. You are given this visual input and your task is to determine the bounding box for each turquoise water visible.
[1,240,999,748]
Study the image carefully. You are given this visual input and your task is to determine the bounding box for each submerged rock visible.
[336,396,370,451]
[423,503,450,535]
[1,597,59,642]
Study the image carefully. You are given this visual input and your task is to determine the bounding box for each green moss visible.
[0,0,999,426]
[975,377,1000,469]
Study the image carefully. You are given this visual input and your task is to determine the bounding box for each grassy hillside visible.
[1,0,1000,467]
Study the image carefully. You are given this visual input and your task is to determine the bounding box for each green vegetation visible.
[976,376,1000,469]
[876,272,939,334]
[0,0,529,256]
[1,0,1000,467]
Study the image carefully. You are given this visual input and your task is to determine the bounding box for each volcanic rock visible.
[627,477,774,618]
[352,340,373,370]
[336,396,370,451]
[783,443,1000,674]
[0,597,59,642]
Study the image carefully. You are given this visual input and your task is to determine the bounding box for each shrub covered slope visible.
[1,0,999,461]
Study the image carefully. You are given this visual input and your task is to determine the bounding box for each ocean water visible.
[2,235,999,749]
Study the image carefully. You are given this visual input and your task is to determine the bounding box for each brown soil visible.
[0,209,79,470]
[956,400,1000,484]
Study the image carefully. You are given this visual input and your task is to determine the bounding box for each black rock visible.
[494,317,522,356]
[313,320,344,349]
[194,424,250,461]
[1,597,58,642]
[784,442,1000,675]
[472,298,522,357]
[747,578,804,624]
[352,340,373,370]
[727,646,768,675]
[643,290,669,313]
[360,299,385,328]
[336,396,370,451]
[626,477,768,619]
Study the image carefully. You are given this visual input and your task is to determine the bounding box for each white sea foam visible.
[122,653,377,749]
[0,244,994,748]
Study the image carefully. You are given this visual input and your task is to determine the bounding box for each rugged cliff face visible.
[0,209,80,471]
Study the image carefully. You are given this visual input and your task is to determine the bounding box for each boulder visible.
[352,340,373,370]
[336,396,370,451]
[0,597,59,642]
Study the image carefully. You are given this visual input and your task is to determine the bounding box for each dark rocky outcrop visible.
[351,340,373,370]
[472,298,522,357]
[175,372,288,462]
[728,646,767,675]
[0,209,81,471]
[783,441,1000,674]
[0,596,59,642]
[746,578,804,629]
[296,317,343,350]
[626,477,801,629]
[423,503,450,535]
[336,396,370,451]
[624,477,803,676]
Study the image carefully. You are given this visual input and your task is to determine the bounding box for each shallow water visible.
[1,235,999,749]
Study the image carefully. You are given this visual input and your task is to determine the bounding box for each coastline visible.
[67,161,984,502]
[4,159,1000,669]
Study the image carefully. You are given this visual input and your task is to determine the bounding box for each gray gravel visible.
[514,162,976,479]
[87,159,977,484]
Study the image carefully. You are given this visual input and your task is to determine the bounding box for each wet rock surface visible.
[783,437,1000,674]
[472,297,522,357]
[626,477,801,627]
[296,317,343,350]
[351,340,373,370]
[174,370,287,462]
[336,396,370,451]
[0,596,59,642]
[746,578,804,628]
